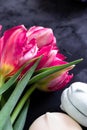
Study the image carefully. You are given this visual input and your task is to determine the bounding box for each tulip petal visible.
[27,26,56,48]
[1,25,27,65]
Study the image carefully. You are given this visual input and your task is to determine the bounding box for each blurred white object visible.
[60,82,87,127]
[29,112,82,130]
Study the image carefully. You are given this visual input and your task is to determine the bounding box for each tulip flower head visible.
[34,65,74,92]
[0,25,74,90]
[0,25,56,77]
[0,25,37,77]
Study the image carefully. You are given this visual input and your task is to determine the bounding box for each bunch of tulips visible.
[0,25,82,130]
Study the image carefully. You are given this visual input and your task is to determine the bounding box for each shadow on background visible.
[38,0,87,16]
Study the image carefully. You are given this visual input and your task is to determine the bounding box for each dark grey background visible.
[0,0,87,130]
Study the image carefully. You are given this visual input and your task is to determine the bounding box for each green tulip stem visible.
[0,75,5,102]
[0,75,4,88]
[11,84,37,125]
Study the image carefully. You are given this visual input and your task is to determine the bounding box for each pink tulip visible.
[0,25,57,76]
[36,45,67,69]
[27,26,56,48]
[36,67,73,91]
[0,25,38,76]
[0,25,73,90]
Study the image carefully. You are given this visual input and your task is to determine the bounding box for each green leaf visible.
[11,86,35,124]
[29,58,83,85]
[0,56,41,96]
[0,67,23,96]
[3,115,13,130]
[13,101,29,130]
[0,59,40,130]
[35,58,83,74]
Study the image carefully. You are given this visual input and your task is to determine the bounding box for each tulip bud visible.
[34,66,74,92]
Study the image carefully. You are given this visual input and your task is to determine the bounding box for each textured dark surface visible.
[0,0,87,130]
